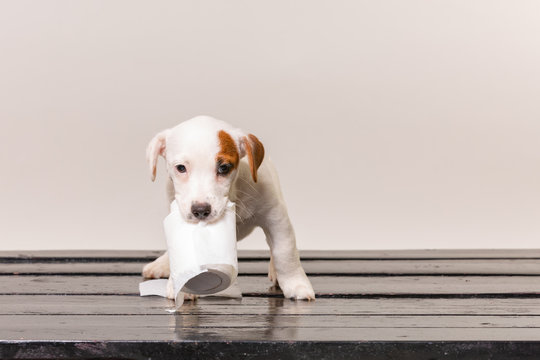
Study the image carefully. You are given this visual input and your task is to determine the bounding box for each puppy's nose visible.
[191,202,212,220]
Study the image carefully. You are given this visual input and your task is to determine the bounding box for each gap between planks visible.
[3,249,540,263]
[2,259,540,276]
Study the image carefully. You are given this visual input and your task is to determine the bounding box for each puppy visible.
[142,116,315,301]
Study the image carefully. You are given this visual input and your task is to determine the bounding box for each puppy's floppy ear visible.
[146,129,170,182]
[240,134,265,182]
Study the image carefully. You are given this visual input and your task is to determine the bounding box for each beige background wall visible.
[1,1,539,251]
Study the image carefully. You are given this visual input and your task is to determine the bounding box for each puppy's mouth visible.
[176,197,230,225]
[183,207,227,225]
[185,211,220,224]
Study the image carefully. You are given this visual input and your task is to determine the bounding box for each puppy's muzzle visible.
[191,202,212,220]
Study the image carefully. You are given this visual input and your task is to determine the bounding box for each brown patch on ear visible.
[243,134,265,182]
[217,130,239,169]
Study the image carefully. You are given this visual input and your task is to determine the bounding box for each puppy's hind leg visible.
[142,252,170,279]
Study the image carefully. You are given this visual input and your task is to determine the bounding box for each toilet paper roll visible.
[139,200,239,309]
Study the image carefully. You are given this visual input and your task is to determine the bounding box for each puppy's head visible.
[146,116,264,223]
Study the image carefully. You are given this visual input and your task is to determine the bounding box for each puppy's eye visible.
[176,164,186,173]
[217,163,232,175]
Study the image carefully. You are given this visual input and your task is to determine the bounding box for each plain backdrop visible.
[1,1,539,251]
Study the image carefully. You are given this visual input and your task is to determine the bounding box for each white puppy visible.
[142,116,315,301]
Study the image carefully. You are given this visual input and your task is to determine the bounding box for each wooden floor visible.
[2,250,540,359]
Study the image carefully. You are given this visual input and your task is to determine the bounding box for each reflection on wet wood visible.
[4,296,540,316]
[4,314,540,341]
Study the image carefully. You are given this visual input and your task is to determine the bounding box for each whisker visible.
[234,189,257,200]
[234,189,254,196]
[235,198,254,219]
[237,177,260,194]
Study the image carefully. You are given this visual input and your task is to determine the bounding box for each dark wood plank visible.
[4,296,540,316]
[3,275,540,296]
[0,262,144,275]
[3,249,540,262]
[3,314,540,341]
[3,341,540,360]
[2,259,540,275]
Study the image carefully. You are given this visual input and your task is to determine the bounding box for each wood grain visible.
[3,296,540,316]
[2,275,540,296]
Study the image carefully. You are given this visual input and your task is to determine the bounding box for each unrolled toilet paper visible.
[139,200,240,309]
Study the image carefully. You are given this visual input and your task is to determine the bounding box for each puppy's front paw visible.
[142,257,169,279]
[280,276,316,301]
[287,283,315,301]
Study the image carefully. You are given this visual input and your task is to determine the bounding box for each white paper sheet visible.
[139,200,240,310]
